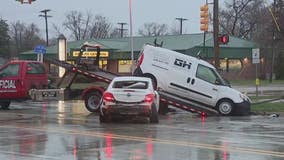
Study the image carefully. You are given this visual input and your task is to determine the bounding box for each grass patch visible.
[230,79,284,86]
[251,102,284,112]
[249,95,282,102]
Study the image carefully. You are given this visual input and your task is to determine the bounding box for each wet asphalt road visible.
[0,100,283,160]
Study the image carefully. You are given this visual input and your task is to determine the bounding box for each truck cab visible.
[0,60,48,109]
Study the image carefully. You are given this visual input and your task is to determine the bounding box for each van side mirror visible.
[215,79,221,85]
[224,79,231,87]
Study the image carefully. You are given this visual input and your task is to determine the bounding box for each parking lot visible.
[0,100,282,160]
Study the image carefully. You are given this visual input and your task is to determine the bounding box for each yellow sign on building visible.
[72,51,109,58]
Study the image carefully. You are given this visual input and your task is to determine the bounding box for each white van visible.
[134,44,251,116]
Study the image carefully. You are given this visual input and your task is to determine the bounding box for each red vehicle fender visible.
[81,86,105,100]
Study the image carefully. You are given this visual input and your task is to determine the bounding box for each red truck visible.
[0,60,48,109]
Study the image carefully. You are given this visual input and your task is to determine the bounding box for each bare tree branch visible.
[138,23,168,36]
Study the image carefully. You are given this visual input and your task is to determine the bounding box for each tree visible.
[10,21,26,54]
[63,11,91,41]
[22,23,45,50]
[219,0,265,39]
[138,23,168,36]
[10,21,44,56]
[109,28,127,38]
[0,18,10,57]
[52,23,62,38]
[89,15,112,39]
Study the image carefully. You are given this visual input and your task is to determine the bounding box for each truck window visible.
[0,64,20,77]
[26,63,46,74]
[196,64,217,84]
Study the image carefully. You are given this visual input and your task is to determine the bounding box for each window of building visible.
[99,60,108,70]
[118,60,132,73]
[220,59,242,72]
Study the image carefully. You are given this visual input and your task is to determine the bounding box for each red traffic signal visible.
[218,34,229,44]
[16,0,36,4]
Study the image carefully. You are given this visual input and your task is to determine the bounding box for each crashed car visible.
[99,76,159,123]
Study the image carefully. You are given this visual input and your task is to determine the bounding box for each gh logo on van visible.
[174,58,192,69]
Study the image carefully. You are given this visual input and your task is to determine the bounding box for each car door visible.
[25,62,48,89]
[189,64,220,107]
[0,62,23,99]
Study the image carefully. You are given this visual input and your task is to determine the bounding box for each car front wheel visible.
[217,100,234,116]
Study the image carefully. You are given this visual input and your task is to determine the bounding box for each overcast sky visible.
[0,0,226,40]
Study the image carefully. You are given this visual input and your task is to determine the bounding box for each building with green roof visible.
[19,33,261,79]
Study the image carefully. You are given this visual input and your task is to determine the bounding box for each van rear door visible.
[0,62,24,99]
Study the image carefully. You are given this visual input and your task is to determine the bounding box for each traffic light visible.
[218,34,229,44]
[200,4,209,32]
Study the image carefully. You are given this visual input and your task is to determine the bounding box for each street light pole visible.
[175,17,188,35]
[129,0,134,75]
[39,9,51,46]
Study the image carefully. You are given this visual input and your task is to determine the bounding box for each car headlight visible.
[239,93,251,102]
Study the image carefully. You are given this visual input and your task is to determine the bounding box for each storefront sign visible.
[72,51,109,58]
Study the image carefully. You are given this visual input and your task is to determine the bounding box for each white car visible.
[99,76,159,123]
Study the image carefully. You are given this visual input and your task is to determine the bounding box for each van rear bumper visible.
[234,100,251,115]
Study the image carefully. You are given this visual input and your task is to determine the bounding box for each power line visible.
[39,9,52,46]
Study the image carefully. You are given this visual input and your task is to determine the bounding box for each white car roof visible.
[112,76,151,82]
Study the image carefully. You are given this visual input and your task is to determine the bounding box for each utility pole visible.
[213,0,220,68]
[269,0,276,83]
[117,22,127,38]
[39,9,51,46]
[175,17,188,35]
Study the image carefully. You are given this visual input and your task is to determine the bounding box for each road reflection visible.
[3,100,284,160]
[13,129,47,158]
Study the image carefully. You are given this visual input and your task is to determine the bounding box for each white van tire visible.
[217,100,234,116]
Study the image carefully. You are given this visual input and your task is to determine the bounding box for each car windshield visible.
[112,80,149,89]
